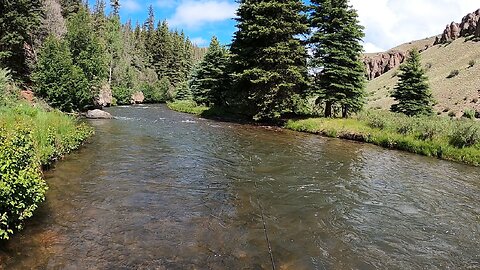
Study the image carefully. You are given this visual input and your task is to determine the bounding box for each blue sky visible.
[90,0,480,51]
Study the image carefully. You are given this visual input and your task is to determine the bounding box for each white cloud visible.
[191,37,209,46]
[364,42,385,54]
[122,0,142,12]
[350,0,480,52]
[168,0,238,28]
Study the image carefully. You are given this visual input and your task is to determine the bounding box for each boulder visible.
[130,91,145,104]
[94,83,113,107]
[20,90,35,103]
[86,109,113,119]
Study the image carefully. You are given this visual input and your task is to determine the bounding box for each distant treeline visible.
[0,0,206,109]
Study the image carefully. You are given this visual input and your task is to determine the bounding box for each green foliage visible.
[112,86,133,105]
[229,0,309,120]
[463,109,476,119]
[190,37,230,106]
[66,7,108,84]
[450,123,480,148]
[391,50,434,116]
[174,81,193,101]
[141,78,170,103]
[0,103,93,239]
[0,0,43,80]
[33,36,90,112]
[285,110,480,166]
[0,127,46,240]
[167,100,209,115]
[309,0,366,118]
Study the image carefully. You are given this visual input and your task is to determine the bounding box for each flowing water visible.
[1,104,479,269]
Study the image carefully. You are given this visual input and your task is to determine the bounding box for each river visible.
[1,104,479,269]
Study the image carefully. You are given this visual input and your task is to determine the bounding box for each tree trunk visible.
[324,101,332,117]
[342,105,348,118]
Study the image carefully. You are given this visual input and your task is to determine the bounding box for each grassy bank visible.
[0,103,93,240]
[167,101,480,166]
[286,111,480,166]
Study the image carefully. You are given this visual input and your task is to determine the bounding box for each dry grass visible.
[366,37,480,117]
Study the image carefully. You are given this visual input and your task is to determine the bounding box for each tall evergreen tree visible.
[33,36,89,111]
[0,0,43,80]
[229,0,309,120]
[110,0,121,16]
[391,50,434,116]
[310,0,366,118]
[59,0,82,18]
[191,36,229,106]
[144,5,156,56]
[66,7,108,85]
[152,21,173,79]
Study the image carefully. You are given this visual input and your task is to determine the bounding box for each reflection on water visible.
[1,104,479,269]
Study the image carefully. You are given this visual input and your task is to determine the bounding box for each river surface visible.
[1,104,479,269]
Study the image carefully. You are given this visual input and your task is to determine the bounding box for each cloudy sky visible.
[92,0,480,52]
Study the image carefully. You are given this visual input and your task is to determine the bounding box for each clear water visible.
[1,104,479,269]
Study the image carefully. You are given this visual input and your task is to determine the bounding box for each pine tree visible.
[59,0,82,18]
[152,21,173,79]
[110,0,120,16]
[391,50,434,116]
[310,0,366,118]
[175,81,192,101]
[144,5,156,56]
[229,0,309,120]
[33,36,89,111]
[191,36,229,106]
[0,0,43,80]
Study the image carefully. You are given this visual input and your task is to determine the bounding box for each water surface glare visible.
[1,104,479,269]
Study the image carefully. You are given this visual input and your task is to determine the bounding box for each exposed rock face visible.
[20,90,35,103]
[130,91,145,104]
[94,83,113,107]
[363,50,407,80]
[435,9,480,44]
[86,109,113,119]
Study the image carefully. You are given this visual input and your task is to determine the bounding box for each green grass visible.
[286,111,480,166]
[0,103,94,167]
[167,100,209,115]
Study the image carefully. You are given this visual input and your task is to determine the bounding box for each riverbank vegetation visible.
[0,71,93,240]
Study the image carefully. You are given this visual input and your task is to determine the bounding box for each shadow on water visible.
[1,104,479,269]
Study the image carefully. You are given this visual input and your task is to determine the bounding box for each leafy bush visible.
[112,86,133,105]
[141,78,170,103]
[447,70,460,79]
[450,124,480,148]
[0,127,47,240]
[462,109,475,119]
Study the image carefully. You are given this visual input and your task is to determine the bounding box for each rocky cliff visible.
[364,51,407,80]
[434,9,480,44]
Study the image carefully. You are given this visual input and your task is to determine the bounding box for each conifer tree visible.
[310,0,366,118]
[0,0,43,80]
[391,50,434,116]
[191,36,229,106]
[152,21,173,79]
[110,0,121,16]
[229,0,309,120]
[33,36,89,111]
[66,7,108,84]
[59,0,82,17]
[144,5,156,56]
[175,81,192,101]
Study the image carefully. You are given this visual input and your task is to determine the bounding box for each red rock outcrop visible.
[435,9,480,44]
[363,50,407,80]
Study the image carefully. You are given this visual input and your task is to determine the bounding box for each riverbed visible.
[1,104,479,269]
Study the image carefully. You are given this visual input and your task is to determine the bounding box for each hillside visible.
[366,12,480,117]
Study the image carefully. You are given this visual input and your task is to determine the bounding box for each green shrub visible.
[112,86,133,105]
[0,127,47,240]
[449,123,480,148]
[446,70,460,79]
[462,109,475,119]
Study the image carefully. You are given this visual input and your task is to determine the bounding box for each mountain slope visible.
[365,10,480,117]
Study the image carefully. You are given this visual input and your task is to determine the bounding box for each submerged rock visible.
[86,109,113,119]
